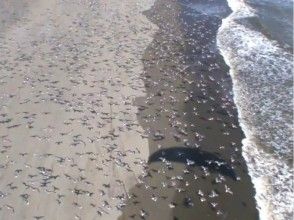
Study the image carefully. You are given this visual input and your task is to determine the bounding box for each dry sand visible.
[0,0,157,219]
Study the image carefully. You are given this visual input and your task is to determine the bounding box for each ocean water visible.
[217,0,293,220]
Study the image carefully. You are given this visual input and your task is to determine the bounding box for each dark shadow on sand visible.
[148,146,237,180]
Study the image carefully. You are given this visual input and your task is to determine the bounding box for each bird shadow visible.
[148,146,237,180]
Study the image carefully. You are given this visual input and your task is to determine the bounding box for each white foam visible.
[217,0,293,219]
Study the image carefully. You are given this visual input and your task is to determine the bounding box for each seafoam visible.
[217,0,293,219]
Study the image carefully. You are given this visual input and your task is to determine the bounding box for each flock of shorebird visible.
[0,0,158,219]
[117,1,253,219]
[0,0,251,219]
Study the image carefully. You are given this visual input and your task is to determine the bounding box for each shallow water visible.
[245,0,293,48]
[217,0,293,219]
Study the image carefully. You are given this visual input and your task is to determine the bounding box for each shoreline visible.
[217,0,293,219]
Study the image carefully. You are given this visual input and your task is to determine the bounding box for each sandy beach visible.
[0,0,157,219]
[1,0,283,219]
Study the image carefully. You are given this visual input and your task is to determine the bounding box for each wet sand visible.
[0,0,157,219]
[119,0,259,219]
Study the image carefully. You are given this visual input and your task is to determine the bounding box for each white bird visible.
[225,184,233,194]
[186,159,195,166]
[169,202,176,208]
[198,190,204,197]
